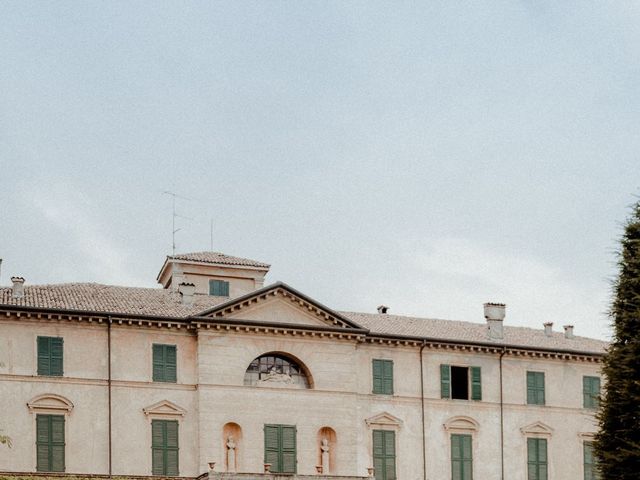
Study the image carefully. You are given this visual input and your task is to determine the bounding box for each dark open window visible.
[441,365,481,400]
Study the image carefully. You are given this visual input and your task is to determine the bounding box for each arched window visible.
[244,353,310,388]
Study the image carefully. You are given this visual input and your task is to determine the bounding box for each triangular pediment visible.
[196,282,363,330]
[143,400,186,418]
[365,412,403,428]
[520,421,553,436]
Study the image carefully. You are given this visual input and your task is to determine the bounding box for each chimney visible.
[11,276,25,299]
[178,282,196,305]
[377,305,389,314]
[484,302,505,340]
[543,322,553,337]
[563,325,574,339]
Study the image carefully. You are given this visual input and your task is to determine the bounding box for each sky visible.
[1,1,639,341]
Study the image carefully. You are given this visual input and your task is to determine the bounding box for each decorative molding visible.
[578,432,596,440]
[27,394,74,414]
[143,400,186,419]
[365,412,403,429]
[443,416,479,433]
[520,421,553,437]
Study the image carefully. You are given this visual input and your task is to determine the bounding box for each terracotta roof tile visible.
[0,283,607,354]
[168,252,270,268]
[0,283,226,317]
[340,311,608,354]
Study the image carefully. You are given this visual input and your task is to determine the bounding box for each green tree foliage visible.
[595,201,640,478]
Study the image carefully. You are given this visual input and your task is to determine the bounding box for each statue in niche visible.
[321,438,330,473]
[226,435,237,472]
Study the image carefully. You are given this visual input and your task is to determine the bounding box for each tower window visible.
[209,279,230,296]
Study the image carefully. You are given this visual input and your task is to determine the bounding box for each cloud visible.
[30,186,149,287]
[377,238,610,339]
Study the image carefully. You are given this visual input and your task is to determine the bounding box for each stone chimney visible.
[178,282,196,305]
[563,325,574,339]
[484,302,505,340]
[377,305,389,314]
[11,276,25,299]
[543,322,553,337]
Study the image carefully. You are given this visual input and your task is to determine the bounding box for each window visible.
[209,279,230,296]
[36,414,65,472]
[441,365,482,400]
[153,344,177,383]
[37,336,63,376]
[583,376,600,409]
[451,434,472,480]
[373,430,396,480]
[527,372,545,405]
[152,420,179,476]
[372,359,394,395]
[584,441,599,480]
[264,424,296,473]
[527,438,548,480]
[244,353,310,388]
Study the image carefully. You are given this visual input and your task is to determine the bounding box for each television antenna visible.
[162,191,194,255]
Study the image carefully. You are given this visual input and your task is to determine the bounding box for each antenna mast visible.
[162,191,194,255]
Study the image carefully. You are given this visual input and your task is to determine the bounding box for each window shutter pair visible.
[152,420,179,476]
[37,337,63,376]
[527,438,548,480]
[372,430,396,480]
[36,414,65,472]
[440,365,482,400]
[264,424,296,473]
[209,280,230,296]
[583,376,600,409]
[451,434,472,480]
[583,441,597,480]
[527,372,545,405]
[372,359,394,395]
[153,344,177,383]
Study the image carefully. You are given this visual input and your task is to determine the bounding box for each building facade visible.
[0,252,605,480]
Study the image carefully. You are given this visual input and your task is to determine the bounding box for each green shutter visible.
[38,337,63,376]
[210,280,230,296]
[584,441,599,480]
[264,425,280,472]
[151,420,179,476]
[264,424,296,473]
[36,415,65,472]
[281,426,297,473]
[373,359,383,394]
[470,367,482,401]
[527,438,548,480]
[451,434,472,480]
[153,344,165,382]
[583,377,600,409]
[383,360,394,395]
[165,345,177,383]
[372,430,396,480]
[441,364,451,399]
[372,359,393,395]
[153,344,177,383]
[527,372,545,405]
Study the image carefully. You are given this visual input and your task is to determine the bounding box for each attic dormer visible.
[156,252,270,298]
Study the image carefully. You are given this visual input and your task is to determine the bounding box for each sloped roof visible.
[168,252,270,268]
[0,283,608,354]
[340,311,608,354]
[0,283,226,317]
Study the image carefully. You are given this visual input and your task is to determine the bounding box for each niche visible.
[222,422,242,472]
[317,426,337,474]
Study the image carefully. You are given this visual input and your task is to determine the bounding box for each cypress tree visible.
[594,200,640,478]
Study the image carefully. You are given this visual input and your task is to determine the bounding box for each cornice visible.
[0,305,604,362]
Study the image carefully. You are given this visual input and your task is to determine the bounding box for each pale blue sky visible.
[1,2,639,340]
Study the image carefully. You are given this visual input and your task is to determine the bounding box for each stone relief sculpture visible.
[258,367,294,385]
[226,435,236,472]
[321,438,330,473]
